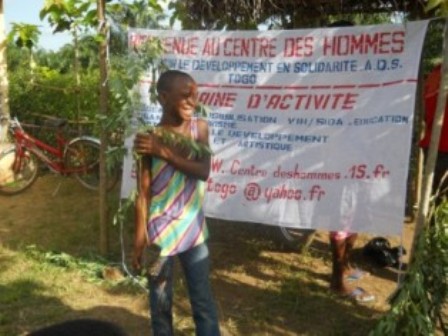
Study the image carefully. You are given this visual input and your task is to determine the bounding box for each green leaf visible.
[425,0,443,12]
[441,1,448,15]
[83,10,99,26]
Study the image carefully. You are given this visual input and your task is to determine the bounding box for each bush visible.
[9,66,101,123]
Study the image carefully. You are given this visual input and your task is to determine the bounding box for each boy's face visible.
[159,76,198,121]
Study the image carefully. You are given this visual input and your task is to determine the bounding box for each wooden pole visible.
[0,0,10,143]
[409,58,425,223]
[410,18,448,259]
[73,29,82,135]
[97,0,109,256]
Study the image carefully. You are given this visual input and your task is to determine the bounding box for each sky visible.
[3,1,175,51]
[4,0,72,51]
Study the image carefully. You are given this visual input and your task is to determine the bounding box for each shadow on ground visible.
[0,174,409,336]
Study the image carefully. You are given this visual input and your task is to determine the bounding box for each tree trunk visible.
[410,18,448,259]
[0,0,11,143]
[73,29,82,134]
[97,0,109,256]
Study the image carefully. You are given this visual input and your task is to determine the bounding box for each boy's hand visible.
[134,132,162,156]
[132,243,145,272]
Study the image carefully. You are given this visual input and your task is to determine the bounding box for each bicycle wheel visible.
[279,226,304,243]
[277,227,316,252]
[64,139,119,191]
[0,148,39,195]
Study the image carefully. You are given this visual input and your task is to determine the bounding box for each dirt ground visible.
[0,173,419,335]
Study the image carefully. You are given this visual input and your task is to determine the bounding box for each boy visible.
[133,70,220,335]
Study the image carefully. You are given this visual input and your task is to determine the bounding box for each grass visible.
[0,174,415,336]
[0,243,153,336]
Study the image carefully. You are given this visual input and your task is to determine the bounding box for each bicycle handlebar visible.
[0,115,20,129]
[8,117,22,130]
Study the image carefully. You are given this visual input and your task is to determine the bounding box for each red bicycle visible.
[0,116,119,195]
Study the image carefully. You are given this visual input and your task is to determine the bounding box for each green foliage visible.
[326,13,393,27]
[24,245,107,284]
[6,42,30,71]
[22,245,147,290]
[421,19,445,76]
[107,0,166,55]
[40,0,97,34]
[113,189,137,227]
[104,38,166,136]
[107,0,164,28]
[370,201,448,335]
[167,0,411,30]
[168,0,260,29]
[426,0,448,16]
[138,125,214,158]
[7,23,41,50]
[8,65,100,122]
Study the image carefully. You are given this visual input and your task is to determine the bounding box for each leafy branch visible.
[370,200,448,335]
[136,124,213,158]
[425,0,448,15]
[23,244,147,291]
[24,245,112,284]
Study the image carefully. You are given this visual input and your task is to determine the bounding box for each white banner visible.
[122,21,428,236]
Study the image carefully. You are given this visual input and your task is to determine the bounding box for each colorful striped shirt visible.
[147,118,208,256]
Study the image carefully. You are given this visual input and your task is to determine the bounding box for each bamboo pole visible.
[410,18,448,260]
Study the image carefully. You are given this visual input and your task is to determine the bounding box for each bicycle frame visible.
[0,116,118,194]
[10,118,99,175]
[12,123,66,173]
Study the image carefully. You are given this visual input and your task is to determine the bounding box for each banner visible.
[122,21,428,236]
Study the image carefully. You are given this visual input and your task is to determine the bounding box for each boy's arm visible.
[132,155,151,272]
[134,119,211,181]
